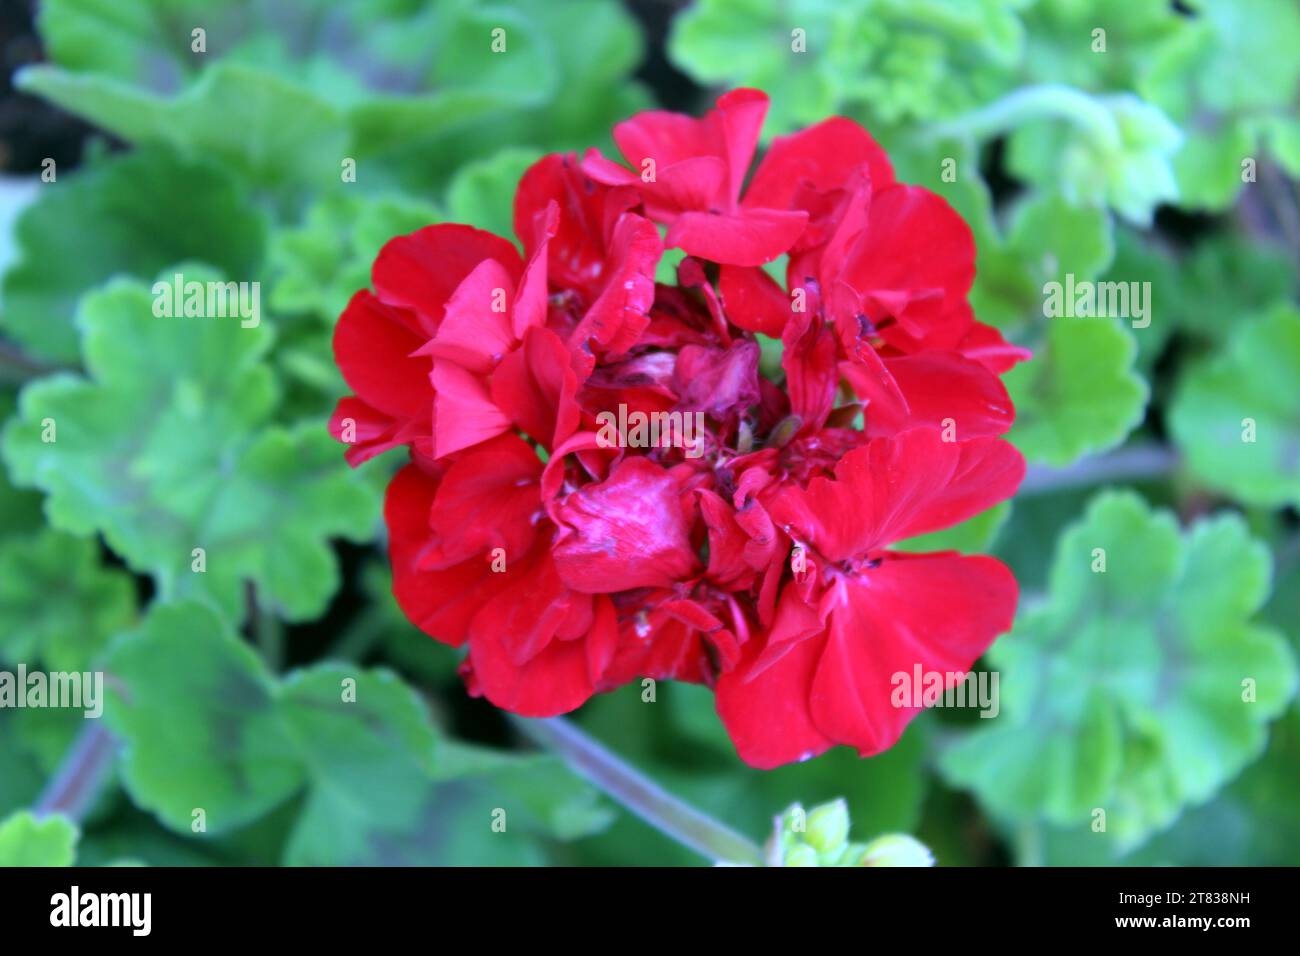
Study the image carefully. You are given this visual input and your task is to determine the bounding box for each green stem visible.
[0,339,61,384]
[512,715,764,866]
[328,609,388,662]
[1016,819,1045,868]
[928,83,1121,152]
[246,582,284,671]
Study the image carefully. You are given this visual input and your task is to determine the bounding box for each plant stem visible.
[512,715,764,866]
[246,581,284,671]
[1019,444,1179,496]
[34,723,117,822]
[927,83,1122,152]
[1016,820,1045,868]
[0,339,61,384]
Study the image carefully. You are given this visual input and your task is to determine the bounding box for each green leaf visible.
[19,63,347,193]
[940,491,1298,850]
[277,666,443,866]
[1020,0,1187,92]
[0,811,78,866]
[24,0,562,192]
[1005,92,1182,226]
[0,394,43,537]
[669,0,1023,135]
[1006,315,1148,466]
[1140,0,1300,210]
[0,148,266,363]
[971,191,1116,335]
[1170,303,1300,508]
[433,741,616,843]
[106,601,305,834]
[0,715,47,816]
[387,0,648,189]
[446,148,538,241]
[1167,238,1297,343]
[0,530,135,673]
[1264,115,1300,177]
[2,275,379,624]
[1099,231,1296,374]
[891,149,1116,337]
[105,601,611,864]
[269,192,439,324]
[895,502,1010,554]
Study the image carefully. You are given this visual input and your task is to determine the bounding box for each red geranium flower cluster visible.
[330,90,1028,768]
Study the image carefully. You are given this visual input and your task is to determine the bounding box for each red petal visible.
[665,208,808,266]
[809,554,1017,755]
[711,88,769,207]
[416,258,516,374]
[781,312,838,432]
[718,265,792,336]
[744,116,895,211]
[567,212,662,354]
[842,351,1015,439]
[429,433,543,564]
[836,184,974,329]
[467,551,598,716]
[715,629,833,769]
[372,224,523,334]
[329,396,421,467]
[491,326,582,451]
[385,463,509,646]
[432,362,510,458]
[956,321,1033,374]
[333,290,430,419]
[673,340,761,418]
[768,430,1025,560]
[552,457,699,592]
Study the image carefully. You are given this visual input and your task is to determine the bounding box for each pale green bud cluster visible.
[767,798,935,867]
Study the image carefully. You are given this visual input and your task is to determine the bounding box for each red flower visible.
[715,429,1023,768]
[331,88,1026,767]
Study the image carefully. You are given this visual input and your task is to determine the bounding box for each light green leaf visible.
[433,740,616,843]
[2,275,379,624]
[1006,315,1148,466]
[269,192,438,323]
[106,601,305,834]
[0,530,135,673]
[277,666,441,866]
[940,491,1297,850]
[1170,303,1300,507]
[25,0,563,192]
[1021,0,1187,92]
[105,601,612,864]
[1141,0,1300,210]
[446,148,538,242]
[0,148,266,363]
[669,0,1023,134]
[0,811,78,866]
[19,63,347,192]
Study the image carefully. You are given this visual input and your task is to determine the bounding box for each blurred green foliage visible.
[0,0,1296,866]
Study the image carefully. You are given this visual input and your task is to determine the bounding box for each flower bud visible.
[784,844,820,867]
[857,833,935,867]
[804,798,850,854]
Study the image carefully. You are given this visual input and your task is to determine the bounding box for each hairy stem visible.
[34,722,117,822]
[512,715,764,866]
[1019,444,1179,496]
